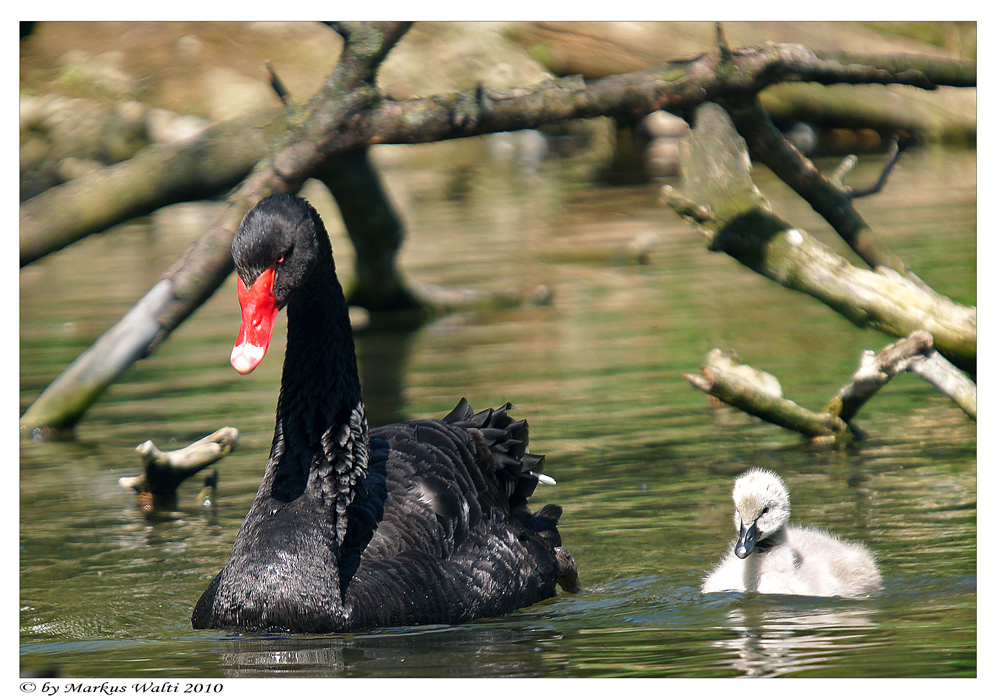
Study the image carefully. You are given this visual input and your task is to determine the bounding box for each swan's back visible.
[341,399,574,628]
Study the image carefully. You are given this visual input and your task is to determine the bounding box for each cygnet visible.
[702,468,882,598]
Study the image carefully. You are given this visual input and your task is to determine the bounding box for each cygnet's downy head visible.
[731,468,791,559]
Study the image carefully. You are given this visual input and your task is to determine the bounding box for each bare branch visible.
[826,331,935,422]
[812,50,976,87]
[321,22,412,95]
[344,43,962,149]
[685,349,850,441]
[722,96,914,277]
[828,329,976,421]
[20,204,248,437]
[21,39,973,268]
[264,60,291,105]
[687,333,975,443]
[120,427,237,513]
[663,102,976,372]
[847,133,917,199]
[908,351,977,420]
[19,31,975,436]
[20,22,416,436]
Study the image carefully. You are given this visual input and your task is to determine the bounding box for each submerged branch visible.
[684,349,850,441]
[120,427,237,512]
[687,332,975,442]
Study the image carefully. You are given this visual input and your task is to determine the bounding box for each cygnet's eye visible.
[761,506,770,515]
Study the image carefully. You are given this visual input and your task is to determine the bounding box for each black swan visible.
[192,194,577,633]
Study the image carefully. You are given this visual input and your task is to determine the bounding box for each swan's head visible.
[731,468,791,559]
[230,194,323,374]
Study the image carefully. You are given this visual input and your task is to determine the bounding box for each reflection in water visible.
[208,623,566,678]
[711,597,879,677]
[354,325,419,427]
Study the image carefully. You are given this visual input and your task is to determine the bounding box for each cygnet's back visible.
[701,468,882,598]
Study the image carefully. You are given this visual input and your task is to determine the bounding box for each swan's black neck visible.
[267,234,369,545]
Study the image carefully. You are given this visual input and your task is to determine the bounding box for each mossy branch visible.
[687,332,975,443]
[663,102,975,373]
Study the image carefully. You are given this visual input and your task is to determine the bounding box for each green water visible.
[19,145,976,677]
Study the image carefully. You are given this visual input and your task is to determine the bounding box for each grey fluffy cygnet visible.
[701,468,882,598]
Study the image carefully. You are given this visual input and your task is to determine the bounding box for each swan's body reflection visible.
[710,597,880,677]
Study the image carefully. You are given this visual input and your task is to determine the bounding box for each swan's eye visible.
[276,256,285,265]
[761,506,770,514]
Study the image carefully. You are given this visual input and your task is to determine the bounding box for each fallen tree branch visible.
[722,96,915,279]
[830,331,977,419]
[905,347,977,420]
[19,204,249,437]
[19,23,415,437]
[826,330,933,421]
[663,102,976,372]
[307,41,971,158]
[828,330,976,421]
[685,349,850,441]
[20,37,974,268]
[811,50,976,87]
[687,332,975,442]
[19,110,285,267]
[17,23,413,269]
[119,426,237,511]
[20,26,976,437]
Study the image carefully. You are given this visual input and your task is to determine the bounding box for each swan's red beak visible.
[231,267,278,375]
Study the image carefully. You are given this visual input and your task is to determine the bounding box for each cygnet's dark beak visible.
[735,520,760,559]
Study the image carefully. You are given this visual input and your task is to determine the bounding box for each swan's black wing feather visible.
[337,400,567,628]
[357,400,549,556]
